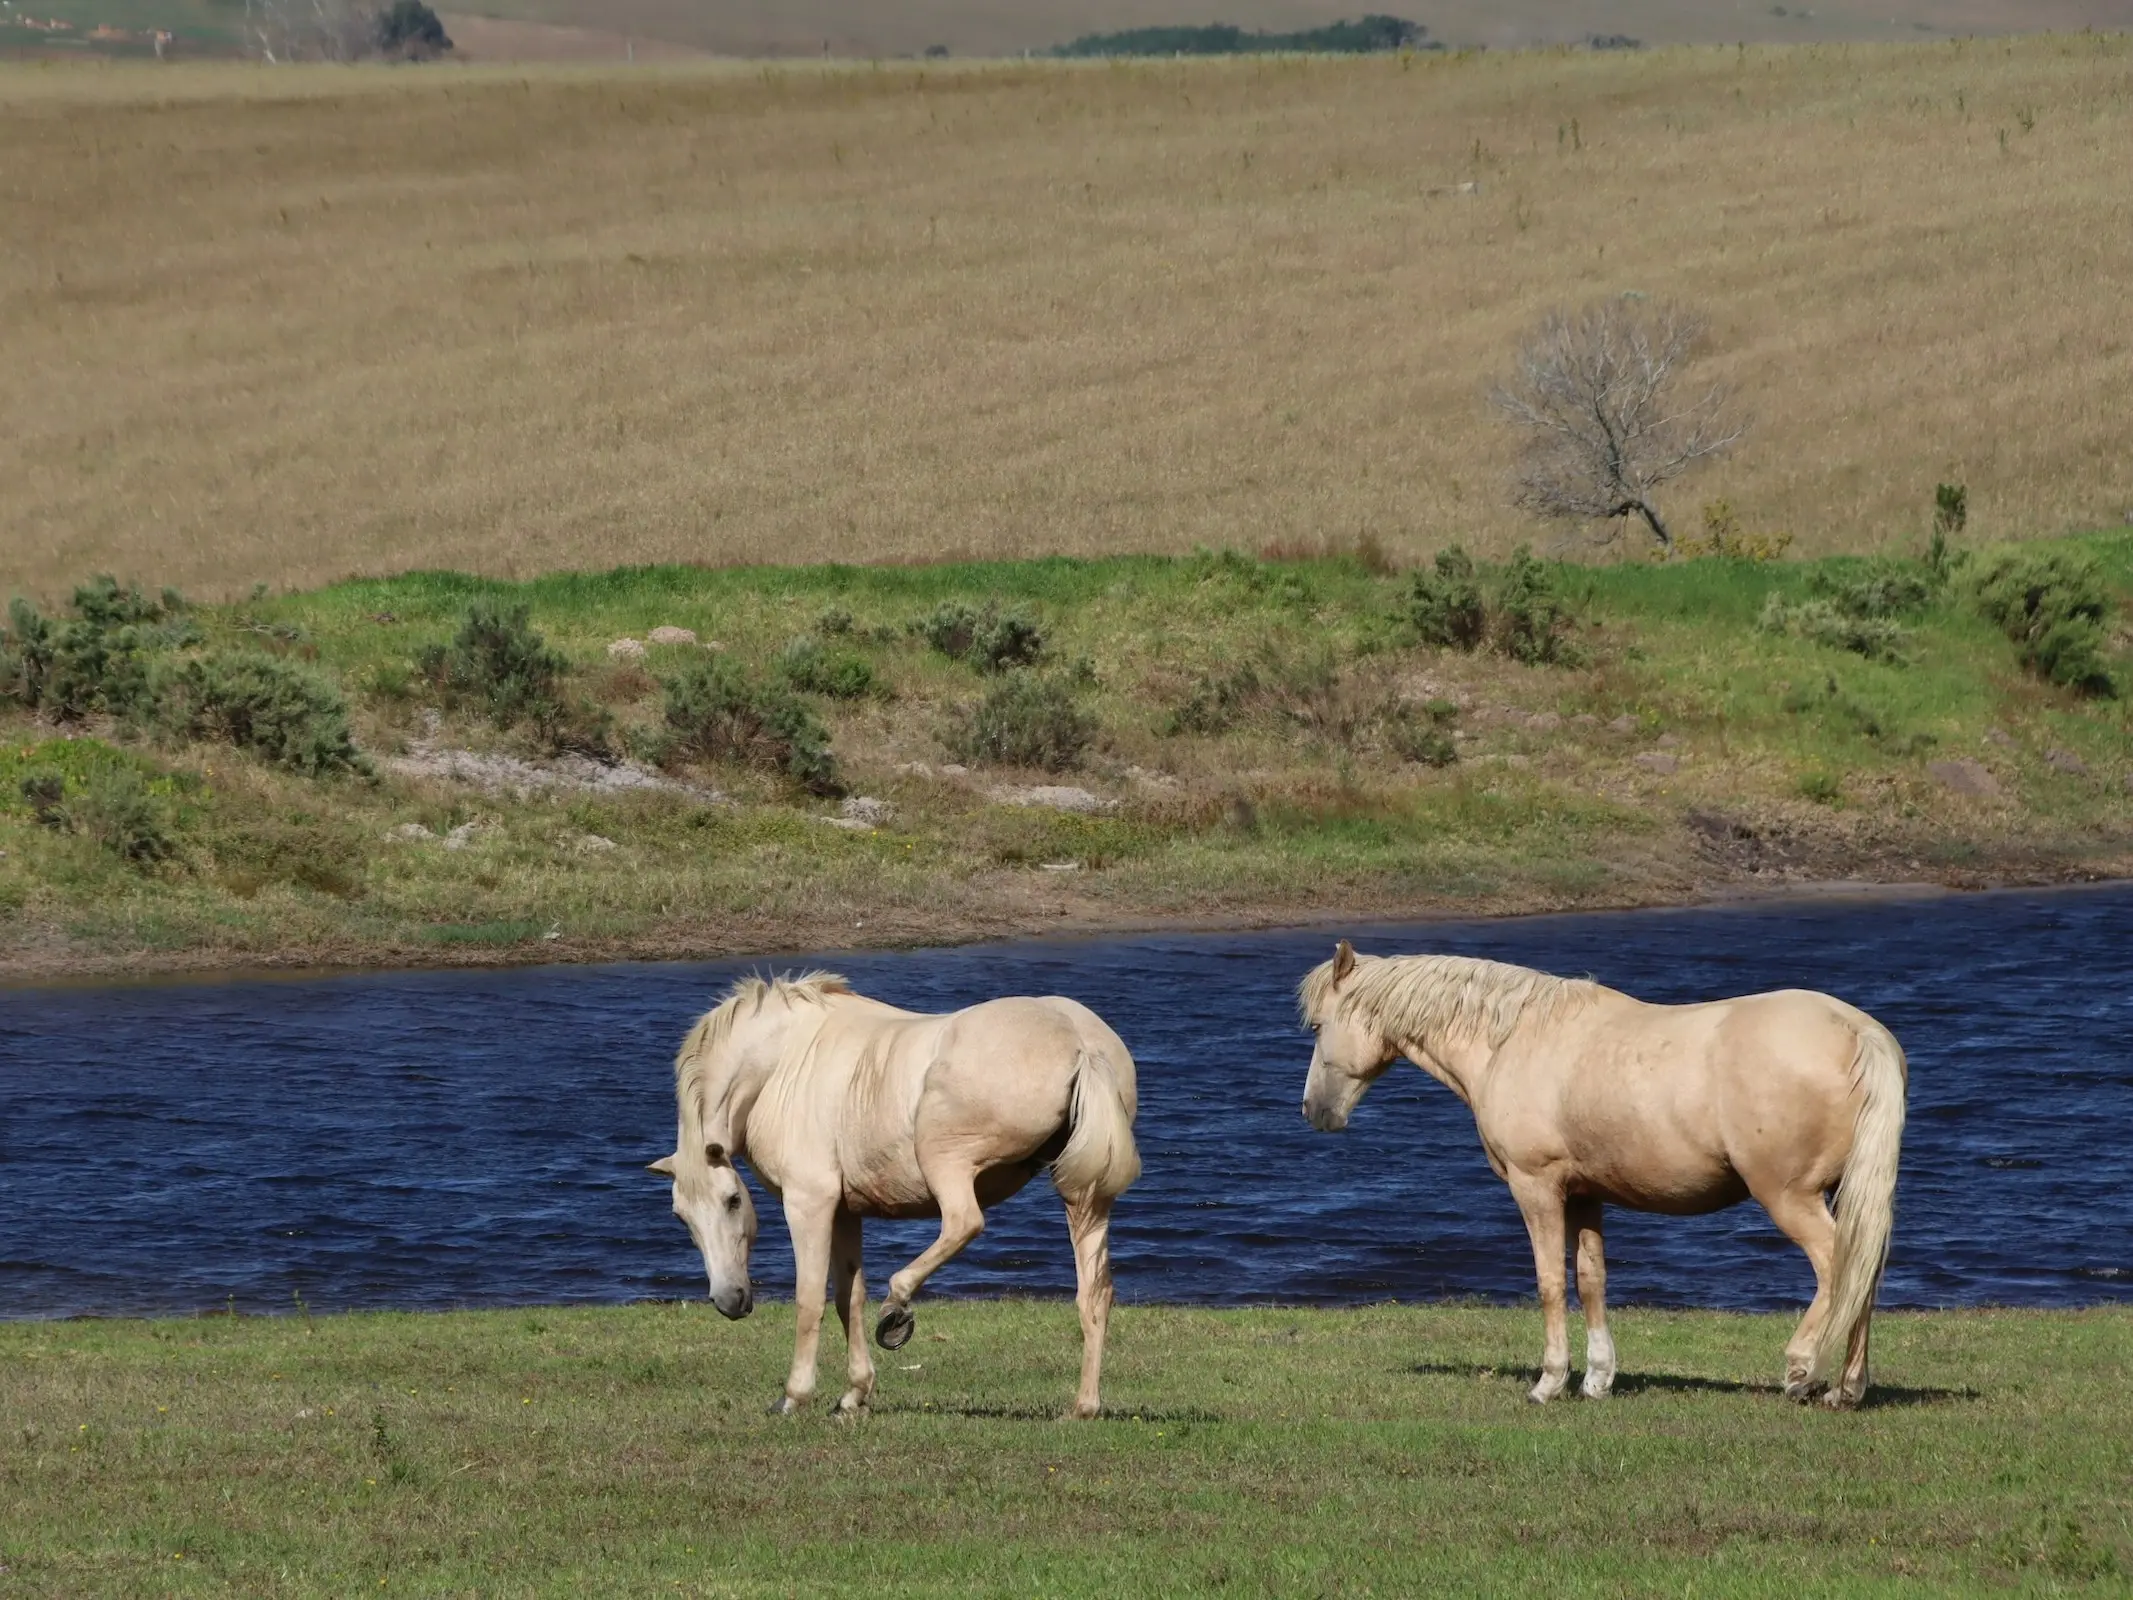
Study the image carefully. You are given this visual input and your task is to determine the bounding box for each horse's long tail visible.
[1051,1044,1141,1202]
[1809,1019,1908,1392]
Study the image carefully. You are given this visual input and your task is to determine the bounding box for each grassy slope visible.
[0,1301,2127,1594]
[2,537,2129,978]
[6,40,2133,599]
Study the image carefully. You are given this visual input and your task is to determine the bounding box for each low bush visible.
[952,673,1096,771]
[1491,548,1581,666]
[155,652,364,775]
[1410,546,1578,665]
[662,656,839,794]
[68,766,178,866]
[778,638,880,700]
[1809,558,1936,620]
[1967,548,2116,695]
[1758,594,1911,663]
[1385,700,1458,767]
[1165,662,1265,736]
[2,580,196,723]
[1408,547,1487,650]
[20,771,68,827]
[917,602,1046,673]
[418,601,569,728]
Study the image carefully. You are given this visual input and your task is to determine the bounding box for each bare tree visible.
[1491,298,1746,554]
[241,0,374,62]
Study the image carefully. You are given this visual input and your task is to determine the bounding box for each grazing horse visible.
[651,973,1141,1418]
[1298,942,1906,1408]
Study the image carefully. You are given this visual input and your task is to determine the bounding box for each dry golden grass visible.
[5,37,2132,601]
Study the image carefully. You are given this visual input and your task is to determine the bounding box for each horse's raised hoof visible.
[1819,1387,1863,1412]
[875,1303,916,1350]
[832,1394,870,1421]
[768,1394,801,1416]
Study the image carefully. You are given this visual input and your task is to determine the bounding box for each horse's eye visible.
[724,1194,742,1213]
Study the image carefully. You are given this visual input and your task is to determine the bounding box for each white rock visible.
[606,638,648,662]
[384,822,435,843]
[647,626,698,646]
[443,820,495,850]
[816,816,875,833]
[993,785,1115,815]
[570,833,617,854]
[939,763,970,778]
[841,795,895,826]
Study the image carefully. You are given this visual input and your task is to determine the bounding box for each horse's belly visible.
[1575,1162,1749,1215]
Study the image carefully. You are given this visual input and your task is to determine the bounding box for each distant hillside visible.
[427,0,2128,61]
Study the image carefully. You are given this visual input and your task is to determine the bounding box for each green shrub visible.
[2,583,189,722]
[375,0,451,56]
[67,766,178,866]
[917,602,1046,672]
[1809,558,1936,619]
[1759,594,1911,663]
[662,656,839,794]
[1797,770,1843,806]
[418,601,569,726]
[816,607,856,637]
[1968,548,2116,695]
[1491,547,1580,666]
[1385,702,1458,767]
[778,637,879,700]
[1408,547,1487,650]
[1165,663,1264,736]
[20,771,67,827]
[953,673,1096,771]
[155,653,364,775]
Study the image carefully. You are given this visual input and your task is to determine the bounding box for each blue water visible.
[3,886,2130,1319]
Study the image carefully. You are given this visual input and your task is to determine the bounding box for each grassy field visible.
[5,38,2133,599]
[3,534,2129,979]
[433,0,2131,61]
[0,1300,2127,1593]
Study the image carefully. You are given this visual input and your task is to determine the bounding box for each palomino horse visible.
[1298,942,1906,1408]
[651,973,1141,1418]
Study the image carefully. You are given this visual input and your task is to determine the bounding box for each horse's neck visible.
[715,1002,824,1153]
[1394,1017,1493,1107]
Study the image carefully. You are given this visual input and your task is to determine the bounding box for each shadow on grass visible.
[873,1401,1227,1424]
[1405,1362,1978,1408]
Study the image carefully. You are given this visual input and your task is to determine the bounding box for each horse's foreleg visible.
[1509,1175,1572,1403]
[830,1208,874,1417]
[1567,1196,1614,1398]
[774,1193,836,1415]
[1063,1194,1116,1420]
[1759,1187,1837,1401]
[876,1166,985,1350]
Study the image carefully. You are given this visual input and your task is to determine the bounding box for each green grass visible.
[1,1302,2127,1594]
[3,536,2130,977]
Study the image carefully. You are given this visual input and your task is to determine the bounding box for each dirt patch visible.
[382,741,723,804]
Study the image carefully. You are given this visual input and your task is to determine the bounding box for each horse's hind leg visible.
[876,1164,985,1350]
[1567,1197,1615,1399]
[1757,1185,1836,1401]
[1063,1194,1115,1420]
[1508,1173,1572,1403]
[829,1208,875,1416]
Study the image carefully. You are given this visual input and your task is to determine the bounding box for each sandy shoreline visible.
[6,859,2124,992]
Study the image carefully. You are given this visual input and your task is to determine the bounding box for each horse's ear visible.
[704,1142,728,1166]
[647,1154,679,1178]
[1332,940,1357,985]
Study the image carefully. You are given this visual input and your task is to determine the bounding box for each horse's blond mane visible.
[674,972,850,1155]
[1299,953,1598,1054]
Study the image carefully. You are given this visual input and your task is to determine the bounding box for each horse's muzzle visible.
[1303,1101,1348,1134]
[711,1286,754,1320]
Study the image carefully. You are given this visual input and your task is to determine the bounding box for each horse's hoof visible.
[1819,1388,1862,1412]
[876,1304,916,1350]
[833,1395,870,1421]
[1579,1376,1614,1400]
[768,1395,800,1416]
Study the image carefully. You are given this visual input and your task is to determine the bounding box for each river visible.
[3,886,2129,1318]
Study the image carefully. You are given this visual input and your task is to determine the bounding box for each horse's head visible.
[649,1140,757,1319]
[1299,939,1397,1132]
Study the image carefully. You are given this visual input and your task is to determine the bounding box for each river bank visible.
[2,1301,2126,1594]
[5,540,2130,982]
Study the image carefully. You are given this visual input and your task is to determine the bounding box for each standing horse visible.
[651,973,1141,1418]
[1298,942,1906,1408]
